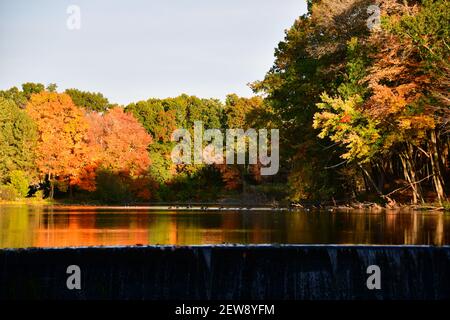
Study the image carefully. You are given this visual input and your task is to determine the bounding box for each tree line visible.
[0,85,269,203]
[0,0,448,206]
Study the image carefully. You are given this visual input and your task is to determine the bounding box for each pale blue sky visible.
[0,0,307,104]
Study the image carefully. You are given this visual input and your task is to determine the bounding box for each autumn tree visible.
[363,0,449,203]
[78,108,153,201]
[224,94,266,129]
[313,0,449,204]
[26,92,90,198]
[85,107,152,175]
[251,0,372,200]
[217,95,273,191]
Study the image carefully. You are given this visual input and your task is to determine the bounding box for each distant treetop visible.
[65,88,111,112]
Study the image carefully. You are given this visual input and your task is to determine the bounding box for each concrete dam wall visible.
[0,245,449,300]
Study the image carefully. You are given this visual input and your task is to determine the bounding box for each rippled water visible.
[0,205,449,248]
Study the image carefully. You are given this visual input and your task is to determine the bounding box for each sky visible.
[0,0,307,105]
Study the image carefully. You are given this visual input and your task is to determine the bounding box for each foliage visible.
[224,94,265,129]
[312,0,449,203]
[160,167,224,201]
[94,170,132,204]
[313,38,380,164]
[126,95,226,195]
[75,107,153,194]
[8,170,30,198]
[0,87,28,107]
[26,92,91,197]
[65,88,111,112]
[46,83,58,92]
[254,0,449,203]
[33,190,45,200]
[126,99,178,143]
[0,97,37,183]
[250,0,369,200]
[148,145,175,184]
[0,185,18,201]
[85,108,152,175]
[1,0,447,204]
[22,82,45,99]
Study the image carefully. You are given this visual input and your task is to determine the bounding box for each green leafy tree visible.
[46,83,58,93]
[0,87,27,108]
[0,98,37,184]
[8,170,30,198]
[22,82,45,99]
[65,88,111,112]
[126,95,224,185]
[251,1,367,200]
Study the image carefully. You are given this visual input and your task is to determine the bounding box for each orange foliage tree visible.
[81,108,153,198]
[86,108,152,175]
[26,92,90,198]
[362,0,448,203]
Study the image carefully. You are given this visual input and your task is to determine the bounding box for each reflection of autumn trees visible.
[33,210,152,248]
[283,211,447,246]
[0,206,33,248]
[435,215,444,246]
[0,207,448,248]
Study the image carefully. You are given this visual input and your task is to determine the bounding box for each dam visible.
[1,245,449,300]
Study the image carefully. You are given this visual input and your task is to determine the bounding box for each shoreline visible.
[0,200,447,212]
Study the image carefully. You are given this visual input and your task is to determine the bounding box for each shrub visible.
[443,201,450,212]
[33,190,45,200]
[0,185,18,201]
[8,170,30,198]
[95,170,132,204]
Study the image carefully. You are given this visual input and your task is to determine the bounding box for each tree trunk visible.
[400,147,423,205]
[69,183,73,199]
[429,130,446,204]
[49,173,55,200]
[360,165,383,197]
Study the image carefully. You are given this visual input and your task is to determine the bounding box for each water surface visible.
[0,205,449,248]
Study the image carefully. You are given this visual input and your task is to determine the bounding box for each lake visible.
[0,205,449,248]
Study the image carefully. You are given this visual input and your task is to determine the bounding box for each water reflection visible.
[0,205,448,248]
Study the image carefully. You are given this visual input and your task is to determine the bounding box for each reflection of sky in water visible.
[0,205,449,248]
